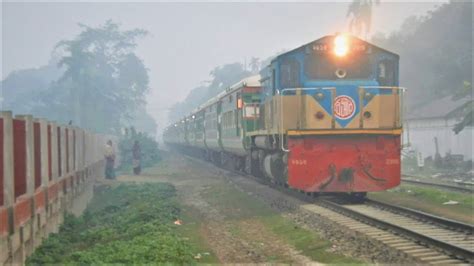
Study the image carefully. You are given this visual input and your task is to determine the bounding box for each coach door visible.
[236,92,243,137]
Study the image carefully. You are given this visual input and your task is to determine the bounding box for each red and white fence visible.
[0,111,117,265]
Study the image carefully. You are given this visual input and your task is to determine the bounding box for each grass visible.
[201,184,361,264]
[370,184,474,224]
[174,206,219,263]
[261,215,360,264]
[27,183,197,264]
[201,184,275,220]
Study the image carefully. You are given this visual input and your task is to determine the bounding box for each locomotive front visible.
[254,34,404,194]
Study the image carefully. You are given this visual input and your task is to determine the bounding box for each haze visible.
[1,1,445,135]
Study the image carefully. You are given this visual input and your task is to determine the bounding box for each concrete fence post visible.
[35,118,49,243]
[50,123,58,181]
[0,113,118,266]
[1,112,14,208]
[38,119,49,187]
[46,122,60,235]
[77,129,82,172]
[60,126,66,180]
[0,111,14,265]
[68,127,73,175]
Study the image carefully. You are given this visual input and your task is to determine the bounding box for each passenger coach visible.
[164,34,405,197]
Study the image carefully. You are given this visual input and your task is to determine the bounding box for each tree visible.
[42,20,149,134]
[346,0,380,39]
[167,51,283,123]
[207,62,252,97]
[168,62,252,122]
[1,57,63,114]
[371,1,472,110]
[452,81,473,134]
[249,57,261,74]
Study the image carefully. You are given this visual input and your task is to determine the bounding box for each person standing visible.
[105,140,116,179]
[132,140,142,175]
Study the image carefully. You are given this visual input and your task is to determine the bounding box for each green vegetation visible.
[168,56,279,122]
[117,127,161,174]
[261,216,357,264]
[346,0,380,38]
[202,184,361,264]
[402,152,472,175]
[372,2,472,117]
[168,62,256,122]
[370,184,474,224]
[2,20,156,136]
[27,183,195,264]
[175,206,219,263]
[451,81,473,134]
[395,185,472,206]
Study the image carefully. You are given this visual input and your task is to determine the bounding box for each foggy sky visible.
[1,1,445,134]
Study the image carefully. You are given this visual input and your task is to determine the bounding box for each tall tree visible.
[371,1,472,110]
[346,0,380,39]
[42,20,149,133]
[168,62,253,122]
[1,57,63,114]
[452,81,473,134]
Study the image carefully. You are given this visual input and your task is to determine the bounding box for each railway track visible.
[318,198,473,264]
[180,152,473,264]
[402,178,473,193]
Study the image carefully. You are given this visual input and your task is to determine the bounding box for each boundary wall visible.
[0,111,117,265]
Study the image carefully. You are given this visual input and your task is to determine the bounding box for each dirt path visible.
[112,153,317,264]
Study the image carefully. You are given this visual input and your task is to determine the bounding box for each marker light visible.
[334,35,349,57]
[237,98,243,109]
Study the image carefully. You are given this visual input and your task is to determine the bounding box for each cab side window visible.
[280,57,300,88]
[377,59,395,86]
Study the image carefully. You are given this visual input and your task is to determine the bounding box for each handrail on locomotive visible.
[278,86,406,152]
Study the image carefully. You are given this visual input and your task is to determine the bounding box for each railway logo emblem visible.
[333,95,356,120]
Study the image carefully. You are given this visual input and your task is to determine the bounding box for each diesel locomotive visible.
[163,34,405,196]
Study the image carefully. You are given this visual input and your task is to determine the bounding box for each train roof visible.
[227,74,261,92]
[271,34,399,64]
[195,74,261,112]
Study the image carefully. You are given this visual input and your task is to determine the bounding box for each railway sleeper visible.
[403,248,436,254]
[179,150,471,264]
[383,239,409,244]
[376,236,403,241]
[420,255,455,262]
[430,259,467,264]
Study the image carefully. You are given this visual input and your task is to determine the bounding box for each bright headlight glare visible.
[334,35,349,57]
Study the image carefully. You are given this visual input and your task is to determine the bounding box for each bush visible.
[118,127,161,173]
[27,183,195,264]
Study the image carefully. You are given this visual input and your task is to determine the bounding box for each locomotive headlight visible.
[334,35,349,57]
[315,92,325,101]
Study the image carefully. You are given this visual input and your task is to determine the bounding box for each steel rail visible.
[319,199,473,262]
[366,198,474,232]
[402,178,473,193]
[177,150,473,262]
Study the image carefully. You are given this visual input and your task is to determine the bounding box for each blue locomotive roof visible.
[270,34,399,64]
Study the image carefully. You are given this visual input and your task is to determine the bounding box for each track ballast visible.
[178,149,473,264]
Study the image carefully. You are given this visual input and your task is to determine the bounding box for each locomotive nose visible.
[338,167,354,183]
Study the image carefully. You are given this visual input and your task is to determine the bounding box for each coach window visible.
[244,104,260,119]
